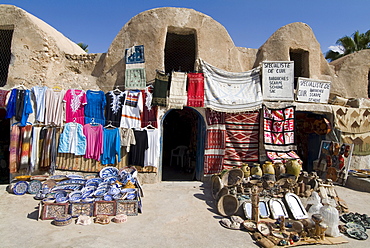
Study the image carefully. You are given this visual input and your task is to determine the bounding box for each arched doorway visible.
[161,107,205,181]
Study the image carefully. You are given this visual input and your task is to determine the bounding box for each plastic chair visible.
[170,146,188,167]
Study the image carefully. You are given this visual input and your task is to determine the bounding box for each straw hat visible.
[217,194,239,217]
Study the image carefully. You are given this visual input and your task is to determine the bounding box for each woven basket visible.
[211,175,223,199]
[221,168,244,187]
[217,194,239,217]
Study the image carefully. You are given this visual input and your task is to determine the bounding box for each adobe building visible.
[0,5,369,183]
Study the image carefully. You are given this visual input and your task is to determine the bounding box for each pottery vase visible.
[286,159,301,179]
[262,161,275,175]
[241,163,251,178]
[274,161,286,178]
[251,163,263,177]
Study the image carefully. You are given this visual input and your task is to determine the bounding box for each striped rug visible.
[223,112,260,169]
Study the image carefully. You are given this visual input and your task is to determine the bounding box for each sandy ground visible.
[0,181,370,248]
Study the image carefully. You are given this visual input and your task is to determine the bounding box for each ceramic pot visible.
[286,159,301,179]
[251,163,263,177]
[241,163,251,178]
[262,161,275,175]
[274,161,286,178]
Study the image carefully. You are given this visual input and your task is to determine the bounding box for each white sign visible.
[262,61,294,101]
[296,77,331,103]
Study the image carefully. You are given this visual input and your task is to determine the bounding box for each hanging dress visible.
[105,91,125,127]
[83,123,104,161]
[101,127,121,165]
[120,90,143,128]
[63,89,87,125]
[84,90,106,125]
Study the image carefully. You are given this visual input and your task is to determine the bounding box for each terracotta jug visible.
[274,161,286,178]
[286,159,301,179]
[241,163,251,178]
[251,163,263,177]
[262,161,275,175]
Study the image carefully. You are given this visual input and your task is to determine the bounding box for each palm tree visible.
[77,42,89,53]
[325,30,370,62]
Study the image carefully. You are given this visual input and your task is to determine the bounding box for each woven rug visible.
[125,45,145,64]
[200,59,262,113]
[341,132,370,155]
[152,71,169,107]
[204,125,226,174]
[332,105,370,133]
[206,109,225,125]
[266,151,300,161]
[125,68,146,90]
[168,71,187,109]
[263,105,297,152]
[223,112,260,169]
[187,73,204,107]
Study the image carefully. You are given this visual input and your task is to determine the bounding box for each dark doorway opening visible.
[162,108,199,181]
[290,48,309,88]
[164,29,196,74]
[367,70,370,98]
[0,27,14,87]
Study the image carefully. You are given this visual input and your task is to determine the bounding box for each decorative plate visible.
[346,227,368,240]
[99,166,119,179]
[108,187,121,196]
[30,175,49,181]
[66,174,84,179]
[55,197,68,203]
[94,188,107,197]
[54,190,68,200]
[69,191,83,202]
[346,222,366,233]
[104,176,118,185]
[13,181,29,195]
[103,194,113,201]
[257,222,271,236]
[81,196,95,203]
[82,186,95,197]
[126,192,136,200]
[51,184,83,191]
[49,175,68,181]
[28,180,42,194]
[86,178,103,185]
[121,188,136,193]
[57,179,86,185]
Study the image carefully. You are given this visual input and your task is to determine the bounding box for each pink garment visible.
[83,124,104,161]
[63,89,87,125]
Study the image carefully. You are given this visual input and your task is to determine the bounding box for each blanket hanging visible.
[168,71,188,109]
[200,59,262,113]
[187,73,204,107]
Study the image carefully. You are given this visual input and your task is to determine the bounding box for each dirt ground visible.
[0,181,369,248]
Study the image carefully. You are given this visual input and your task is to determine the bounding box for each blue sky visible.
[2,0,369,54]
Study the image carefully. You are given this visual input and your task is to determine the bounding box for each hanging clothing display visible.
[200,59,262,113]
[19,124,33,171]
[5,89,17,119]
[101,127,121,165]
[120,90,143,128]
[152,70,169,107]
[144,128,160,167]
[187,72,204,107]
[15,90,25,121]
[63,89,87,125]
[83,123,104,161]
[128,129,148,167]
[58,122,86,155]
[84,90,106,125]
[140,87,158,128]
[40,127,57,170]
[31,86,48,123]
[168,71,188,109]
[223,112,260,169]
[105,90,125,127]
[20,90,33,126]
[119,127,136,152]
[44,88,65,126]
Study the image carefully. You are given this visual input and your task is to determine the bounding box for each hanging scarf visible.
[152,71,169,107]
[145,86,153,111]
[0,89,9,108]
[30,126,42,173]
[187,73,204,107]
[19,125,33,172]
[9,125,20,173]
[168,71,188,109]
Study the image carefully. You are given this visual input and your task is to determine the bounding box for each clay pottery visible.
[251,163,263,177]
[241,163,251,178]
[262,161,275,175]
[274,161,286,178]
[285,159,301,179]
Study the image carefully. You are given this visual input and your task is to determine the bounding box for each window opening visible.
[164,29,196,74]
[0,27,14,87]
[289,49,309,88]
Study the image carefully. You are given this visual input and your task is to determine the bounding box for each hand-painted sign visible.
[296,77,331,103]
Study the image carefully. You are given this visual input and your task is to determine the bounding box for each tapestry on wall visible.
[187,73,204,107]
[263,106,298,160]
[168,71,188,109]
[200,59,262,113]
[204,125,226,174]
[341,132,370,156]
[125,68,146,90]
[152,70,169,107]
[223,112,260,169]
[331,105,370,134]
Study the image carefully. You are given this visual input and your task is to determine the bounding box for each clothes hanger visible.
[145,121,155,129]
[52,85,63,92]
[90,118,99,126]
[11,83,27,90]
[113,86,122,93]
[104,120,116,129]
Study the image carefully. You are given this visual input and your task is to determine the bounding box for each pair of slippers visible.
[219,216,244,230]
